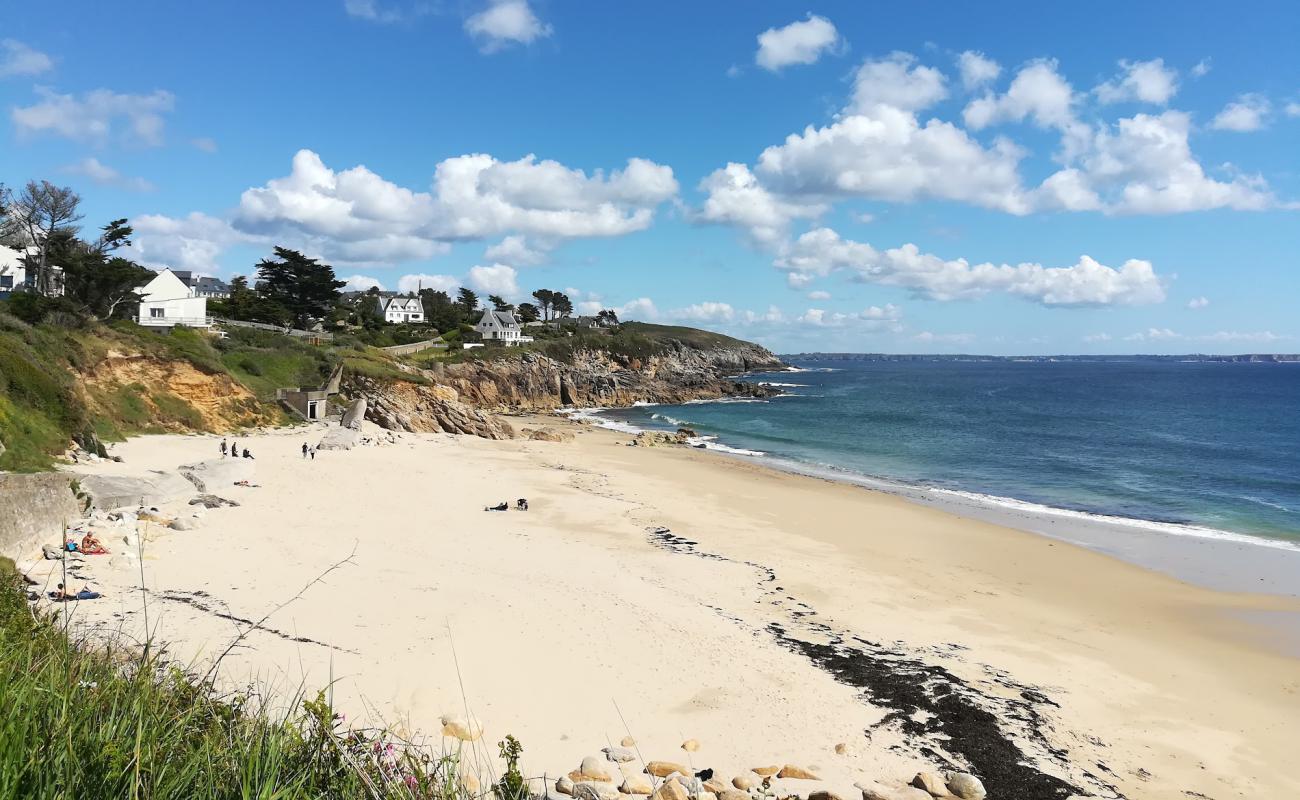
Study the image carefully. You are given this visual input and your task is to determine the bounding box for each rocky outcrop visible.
[348,376,515,439]
[0,473,83,556]
[178,458,254,492]
[419,344,783,412]
[76,470,197,509]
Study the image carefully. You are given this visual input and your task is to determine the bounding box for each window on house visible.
[0,276,11,289]
[150,307,166,318]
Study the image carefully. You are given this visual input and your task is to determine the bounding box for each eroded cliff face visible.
[343,342,784,438]
[422,343,785,411]
[82,350,278,433]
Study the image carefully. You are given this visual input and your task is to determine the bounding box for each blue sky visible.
[2,0,1298,354]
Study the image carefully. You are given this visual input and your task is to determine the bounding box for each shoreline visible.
[577,401,1300,599]
[11,418,1300,798]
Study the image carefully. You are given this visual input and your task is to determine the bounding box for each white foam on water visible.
[924,488,1300,553]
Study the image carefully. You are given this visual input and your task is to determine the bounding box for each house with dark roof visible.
[474,309,533,345]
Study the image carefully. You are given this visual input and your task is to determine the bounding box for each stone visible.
[778,766,819,781]
[652,779,688,800]
[439,714,482,741]
[620,736,636,747]
[178,459,254,493]
[691,793,716,800]
[620,775,654,795]
[943,774,984,800]
[681,739,700,753]
[525,427,574,443]
[318,426,362,451]
[461,774,481,794]
[573,782,620,800]
[809,792,844,800]
[190,494,239,508]
[752,767,781,778]
[702,779,728,795]
[731,775,758,791]
[580,756,614,783]
[910,773,950,797]
[529,778,562,800]
[719,792,749,800]
[341,398,367,430]
[646,762,692,779]
[78,470,196,509]
[169,517,199,531]
[833,743,847,756]
[604,746,637,763]
[557,777,575,796]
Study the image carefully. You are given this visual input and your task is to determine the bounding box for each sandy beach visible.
[19,416,1300,799]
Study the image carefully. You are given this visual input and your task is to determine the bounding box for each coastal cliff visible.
[343,328,785,435]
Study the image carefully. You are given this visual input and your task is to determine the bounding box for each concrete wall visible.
[380,338,448,356]
[0,473,83,557]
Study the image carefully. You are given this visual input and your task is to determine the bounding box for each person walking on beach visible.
[309,446,316,460]
[302,442,309,459]
[220,438,228,458]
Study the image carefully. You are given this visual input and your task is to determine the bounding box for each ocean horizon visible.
[581,357,1300,553]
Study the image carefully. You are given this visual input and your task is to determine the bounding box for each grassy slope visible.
[0,317,341,472]
[0,562,502,800]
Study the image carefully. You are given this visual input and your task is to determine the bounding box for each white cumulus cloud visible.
[1094,59,1178,105]
[466,263,519,297]
[956,50,1000,91]
[755,14,842,72]
[848,52,947,114]
[484,234,550,266]
[963,59,1077,131]
[62,157,154,191]
[465,0,552,52]
[775,227,1166,306]
[0,39,54,77]
[1187,296,1209,309]
[341,274,385,291]
[672,301,735,322]
[12,87,174,146]
[1210,94,1271,132]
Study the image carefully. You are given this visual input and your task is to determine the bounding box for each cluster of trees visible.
[1,179,626,338]
[0,180,155,323]
[211,247,345,329]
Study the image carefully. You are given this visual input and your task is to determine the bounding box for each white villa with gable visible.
[381,295,424,324]
[137,268,212,328]
[475,309,533,345]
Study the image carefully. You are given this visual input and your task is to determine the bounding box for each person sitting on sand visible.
[242,447,253,459]
[485,502,508,511]
[515,498,528,510]
[79,533,109,555]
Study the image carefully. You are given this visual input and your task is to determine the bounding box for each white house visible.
[137,268,211,328]
[0,246,24,298]
[380,295,424,324]
[474,309,534,345]
[0,245,65,297]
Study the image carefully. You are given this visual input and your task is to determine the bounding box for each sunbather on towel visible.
[485,502,508,511]
[49,583,101,601]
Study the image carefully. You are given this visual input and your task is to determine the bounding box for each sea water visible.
[594,359,1300,549]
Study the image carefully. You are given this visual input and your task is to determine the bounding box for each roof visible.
[381,296,422,311]
[477,309,519,328]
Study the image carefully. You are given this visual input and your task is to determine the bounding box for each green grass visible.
[0,563,507,800]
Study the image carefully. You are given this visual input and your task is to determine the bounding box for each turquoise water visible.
[598,360,1300,545]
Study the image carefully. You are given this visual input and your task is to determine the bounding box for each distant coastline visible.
[782,351,1300,363]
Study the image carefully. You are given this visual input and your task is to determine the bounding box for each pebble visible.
[579,756,614,782]
[944,773,985,800]
[681,739,700,752]
[647,762,692,779]
[604,746,637,763]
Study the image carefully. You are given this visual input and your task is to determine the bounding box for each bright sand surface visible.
[26,417,1300,799]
